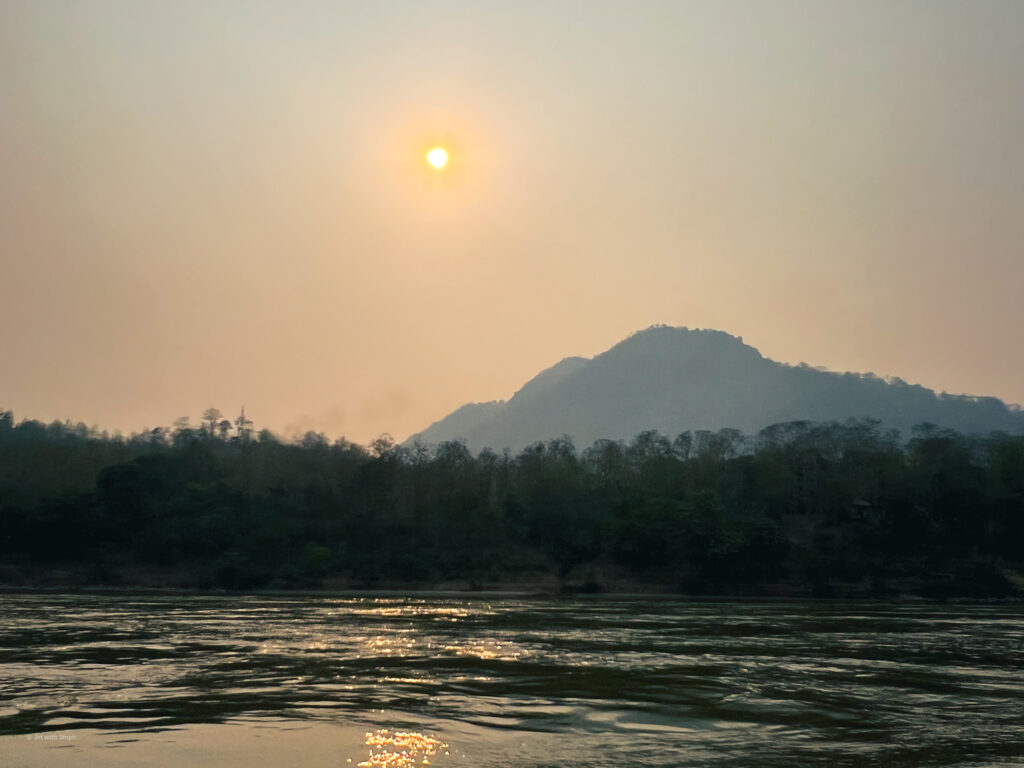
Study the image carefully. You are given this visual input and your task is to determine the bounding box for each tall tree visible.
[202,408,223,437]
[235,407,253,442]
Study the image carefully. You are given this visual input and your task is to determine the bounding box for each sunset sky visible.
[2,0,1022,443]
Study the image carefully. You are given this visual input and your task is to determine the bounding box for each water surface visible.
[1,594,1022,766]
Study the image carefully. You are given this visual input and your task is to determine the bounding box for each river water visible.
[1,594,1022,767]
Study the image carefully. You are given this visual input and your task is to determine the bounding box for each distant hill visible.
[407,326,1024,452]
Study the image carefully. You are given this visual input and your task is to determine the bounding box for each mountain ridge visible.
[407,326,1023,451]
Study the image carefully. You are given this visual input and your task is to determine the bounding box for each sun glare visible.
[426,147,448,169]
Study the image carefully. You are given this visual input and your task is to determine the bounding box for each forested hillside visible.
[1,408,1022,597]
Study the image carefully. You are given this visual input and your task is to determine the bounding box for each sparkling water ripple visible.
[1,594,1022,767]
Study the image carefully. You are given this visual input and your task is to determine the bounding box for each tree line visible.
[1,408,1021,597]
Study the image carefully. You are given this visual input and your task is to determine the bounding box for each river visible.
[1,594,1022,766]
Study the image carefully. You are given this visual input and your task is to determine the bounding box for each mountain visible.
[407,326,1024,452]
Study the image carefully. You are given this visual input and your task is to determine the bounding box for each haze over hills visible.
[407,326,1024,452]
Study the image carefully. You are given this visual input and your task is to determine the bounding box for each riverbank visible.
[2,561,1021,600]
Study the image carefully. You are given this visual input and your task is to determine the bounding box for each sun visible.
[426,147,448,169]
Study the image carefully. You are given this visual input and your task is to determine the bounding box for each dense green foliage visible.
[1,408,1022,596]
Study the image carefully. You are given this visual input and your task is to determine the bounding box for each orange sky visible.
[2,1,1023,443]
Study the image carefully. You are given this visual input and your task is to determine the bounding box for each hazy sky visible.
[2,0,1023,443]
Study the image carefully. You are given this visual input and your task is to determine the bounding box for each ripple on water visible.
[1,595,1023,768]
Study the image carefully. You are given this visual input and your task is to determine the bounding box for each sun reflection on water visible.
[352,728,450,767]
[342,601,473,621]
[366,635,419,656]
[443,640,525,661]
[362,629,525,662]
